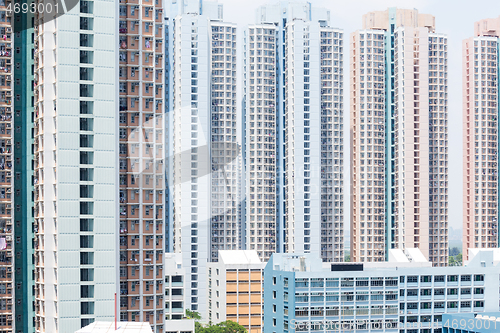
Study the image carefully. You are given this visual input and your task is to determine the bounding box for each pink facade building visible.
[463,16,500,259]
[351,8,449,266]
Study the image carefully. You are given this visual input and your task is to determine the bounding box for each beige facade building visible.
[351,8,448,266]
[463,16,500,259]
[207,251,265,333]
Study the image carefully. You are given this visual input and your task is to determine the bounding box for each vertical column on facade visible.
[0,1,13,331]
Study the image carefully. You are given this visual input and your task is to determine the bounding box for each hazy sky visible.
[217,0,500,233]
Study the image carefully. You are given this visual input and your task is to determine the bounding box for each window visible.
[420,276,431,283]
[80,202,94,215]
[80,168,94,181]
[80,219,93,232]
[460,288,471,295]
[80,235,94,248]
[81,302,94,315]
[434,276,445,282]
[407,276,418,283]
[80,152,94,165]
[434,289,444,295]
[80,252,94,265]
[81,285,94,298]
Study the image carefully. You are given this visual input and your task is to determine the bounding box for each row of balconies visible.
[118,53,164,72]
[120,297,163,312]
[119,4,162,22]
[120,236,163,249]
[119,220,163,234]
[118,113,163,129]
[119,39,161,59]
[119,21,162,37]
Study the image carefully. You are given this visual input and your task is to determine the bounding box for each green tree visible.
[185,309,202,320]
[448,255,456,266]
[195,320,247,333]
[450,247,460,257]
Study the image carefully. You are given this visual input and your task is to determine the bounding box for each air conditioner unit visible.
[5,235,12,241]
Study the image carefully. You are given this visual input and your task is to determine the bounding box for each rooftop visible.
[218,250,263,265]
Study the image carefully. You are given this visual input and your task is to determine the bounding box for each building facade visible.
[207,250,265,333]
[244,1,344,263]
[33,1,119,332]
[166,0,239,318]
[118,0,166,331]
[462,16,500,259]
[351,8,449,266]
[264,249,500,333]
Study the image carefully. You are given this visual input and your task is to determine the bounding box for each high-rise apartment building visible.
[244,1,344,262]
[118,1,166,331]
[350,8,449,266]
[33,1,119,332]
[463,16,500,259]
[166,0,239,317]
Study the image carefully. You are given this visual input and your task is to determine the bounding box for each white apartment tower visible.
[463,16,500,258]
[166,0,239,317]
[34,1,119,332]
[244,1,344,262]
[350,8,449,266]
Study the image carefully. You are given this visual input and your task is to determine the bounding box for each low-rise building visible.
[165,254,186,320]
[264,249,500,333]
[207,250,266,333]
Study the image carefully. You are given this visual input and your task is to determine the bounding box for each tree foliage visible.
[195,320,247,333]
[450,247,460,257]
[448,252,462,267]
[185,309,202,320]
